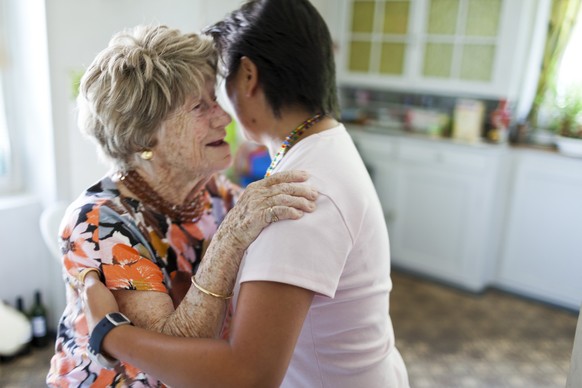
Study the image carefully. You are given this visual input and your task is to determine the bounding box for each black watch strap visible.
[87,312,132,369]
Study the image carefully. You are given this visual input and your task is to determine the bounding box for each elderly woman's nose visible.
[211,102,232,127]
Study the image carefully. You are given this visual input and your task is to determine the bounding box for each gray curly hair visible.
[77,24,218,170]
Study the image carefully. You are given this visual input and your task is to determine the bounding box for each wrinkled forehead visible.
[168,77,218,116]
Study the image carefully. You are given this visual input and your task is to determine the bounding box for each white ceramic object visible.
[556,135,582,158]
[530,128,556,146]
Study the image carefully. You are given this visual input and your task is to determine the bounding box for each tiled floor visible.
[0,344,54,387]
[0,270,578,387]
[390,271,578,387]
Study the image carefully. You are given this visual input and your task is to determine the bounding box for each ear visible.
[240,56,259,97]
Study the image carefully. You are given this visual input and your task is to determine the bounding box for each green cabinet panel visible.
[465,0,501,36]
[347,0,411,74]
[349,40,372,71]
[460,44,495,81]
[380,42,406,74]
[427,0,460,35]
[383,1,411,34]
[423,43,454,78]
[351,1,376,33]
[423,0,501,81]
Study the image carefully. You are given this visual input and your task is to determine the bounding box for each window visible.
[0,1,12,192]
[539,6,582,134]
[556,7,582,97]
[0,78,9,179]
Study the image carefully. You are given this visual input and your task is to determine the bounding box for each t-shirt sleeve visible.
[61,202,167,293]
[239,193,353,298]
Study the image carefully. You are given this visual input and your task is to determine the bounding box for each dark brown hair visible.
[204,0,339,119]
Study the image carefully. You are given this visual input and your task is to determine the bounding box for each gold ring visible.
[269,207,279,223]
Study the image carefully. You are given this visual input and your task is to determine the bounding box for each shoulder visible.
[63,180,134,247]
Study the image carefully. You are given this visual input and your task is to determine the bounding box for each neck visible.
[152,168,210,205]
[117,169,210,223]
[263,110,338,157]
[121,165,210,208]
[262,111,339,177]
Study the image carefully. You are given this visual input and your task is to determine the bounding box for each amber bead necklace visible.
[119,170,208,223]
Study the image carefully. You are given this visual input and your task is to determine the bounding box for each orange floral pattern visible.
[47,174,239,387]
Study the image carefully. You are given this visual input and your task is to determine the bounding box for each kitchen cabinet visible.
[391,140,506,291]
[350,126,508,291]
[350,131,398,231]
[350,126,582,308]
[337,0,542,100]
[497,151,582,310]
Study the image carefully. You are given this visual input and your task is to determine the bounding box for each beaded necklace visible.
[264,113,324,177]
[119,170,208,223]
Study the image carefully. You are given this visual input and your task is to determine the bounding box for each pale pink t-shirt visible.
[234,125,409,387]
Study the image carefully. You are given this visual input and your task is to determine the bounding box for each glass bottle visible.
[30,290,49,348]
[488,99,511,143]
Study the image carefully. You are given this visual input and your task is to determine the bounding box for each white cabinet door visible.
[497,152,582,310]
[370,162,398,231]
[350,131,398,230]
[391,164,476,282]
[349,128,508,293]
[390,139,502,291]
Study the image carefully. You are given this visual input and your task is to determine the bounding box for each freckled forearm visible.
[123,230,244,338]
[154,173,306,337]
[157,296,226,338]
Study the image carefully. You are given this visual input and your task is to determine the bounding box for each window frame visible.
[0,0,21,195]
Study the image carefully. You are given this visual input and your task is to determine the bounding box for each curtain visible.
[527,0,582,127]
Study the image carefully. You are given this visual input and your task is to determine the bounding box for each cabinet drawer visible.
[354,134,397,158]
[398,143,487,172]
[442,151,487,171]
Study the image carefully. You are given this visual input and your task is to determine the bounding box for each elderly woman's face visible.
[151,79,232,179]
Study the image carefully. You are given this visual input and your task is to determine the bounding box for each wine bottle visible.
[30,290,49,348]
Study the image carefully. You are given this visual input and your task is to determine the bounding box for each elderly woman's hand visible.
[220,170,317,251]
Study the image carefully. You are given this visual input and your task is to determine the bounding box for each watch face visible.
[107,312,130,325]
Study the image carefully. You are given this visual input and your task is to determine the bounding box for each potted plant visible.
[552,86,582,157]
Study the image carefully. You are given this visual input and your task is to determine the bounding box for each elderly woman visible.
[46,25,317,387]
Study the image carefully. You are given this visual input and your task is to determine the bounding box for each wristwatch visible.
[87,312,132,369]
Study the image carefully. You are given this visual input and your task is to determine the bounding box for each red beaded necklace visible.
[119,170,208,223]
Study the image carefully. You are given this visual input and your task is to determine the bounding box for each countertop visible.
[345,122,563,155]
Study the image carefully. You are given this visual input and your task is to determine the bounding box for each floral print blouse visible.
[47,173,240,387]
